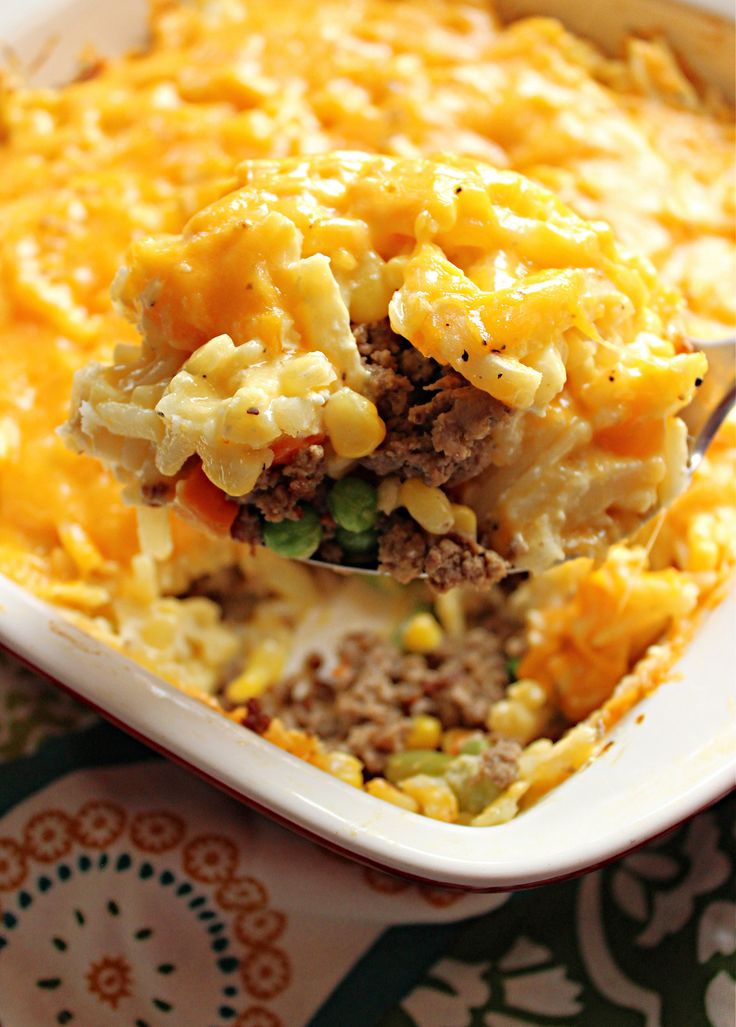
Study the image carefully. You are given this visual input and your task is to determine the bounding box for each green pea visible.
[385,749,453,784]
[262,505,322,559]
[335,526,378,555]
[328,476,377,533]
[445,755,501,815]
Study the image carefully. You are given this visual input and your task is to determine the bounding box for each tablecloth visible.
[0,650,733,1027]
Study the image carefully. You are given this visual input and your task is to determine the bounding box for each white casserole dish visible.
[0,0,734,890]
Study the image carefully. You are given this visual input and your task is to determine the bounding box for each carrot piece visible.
[178,465,238,535]
[270,433,325,466]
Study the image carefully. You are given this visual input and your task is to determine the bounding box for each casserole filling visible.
[63,152,705,587]
[0,0,733,825]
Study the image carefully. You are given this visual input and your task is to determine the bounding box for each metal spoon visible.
[300,334,736,577]
[679,334,736,476]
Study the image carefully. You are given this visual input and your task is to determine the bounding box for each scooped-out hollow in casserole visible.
[62,151,706,589]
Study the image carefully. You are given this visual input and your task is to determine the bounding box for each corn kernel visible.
[377,475,401,514]
[226,637,286,702]
[319,750,364,788]
[366,777,419,812]
[405,714,442,750]
[401,612,443,654]
[400,478,453,534]
[486,697,539,745]
[324,387,386,458]
[450,503,477,539]
[398,774,458,822]
[507,679,548,710]
[201,446,266,497]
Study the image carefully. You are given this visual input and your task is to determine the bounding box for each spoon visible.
[302,334,736,577]
[679,334,736,476]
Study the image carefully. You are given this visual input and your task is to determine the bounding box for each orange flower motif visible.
[216,875,268,912]
[183,835,238,883]
[86,955,133,1009]
[74,801,126,848]
[235,909,286,947]
[240,947,291,1000]
[131,811,185,853]
[234,1007,282,1027]
[0,839,26,891]
[24,810,74,863]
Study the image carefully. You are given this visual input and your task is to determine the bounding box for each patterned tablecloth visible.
[0,650,733,1027]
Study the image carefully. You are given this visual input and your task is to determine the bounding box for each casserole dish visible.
[0,0,733,889]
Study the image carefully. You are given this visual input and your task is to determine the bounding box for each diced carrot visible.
[270,433,325,466]
[178,465,238,535]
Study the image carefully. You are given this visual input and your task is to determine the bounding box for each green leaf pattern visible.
[387,799,736,1027]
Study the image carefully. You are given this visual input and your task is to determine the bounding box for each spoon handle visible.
[683,335,736,473]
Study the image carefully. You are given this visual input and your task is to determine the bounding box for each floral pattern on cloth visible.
[0,757,502,1027]
[0,791,292,1024]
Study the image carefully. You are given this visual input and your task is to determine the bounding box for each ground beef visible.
[221,319,512,588]
[240,698,271,735]
[479,737,521,793]
[377,513,429,584]
[231,506,262,546]
[378,512,507,591]
[357,321,510,488]
[424,535,507,592]
[365,373,509,487]
[248,443,327,522]
[257,623,515,774]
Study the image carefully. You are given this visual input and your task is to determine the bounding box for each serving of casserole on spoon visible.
[62,151,728,591]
